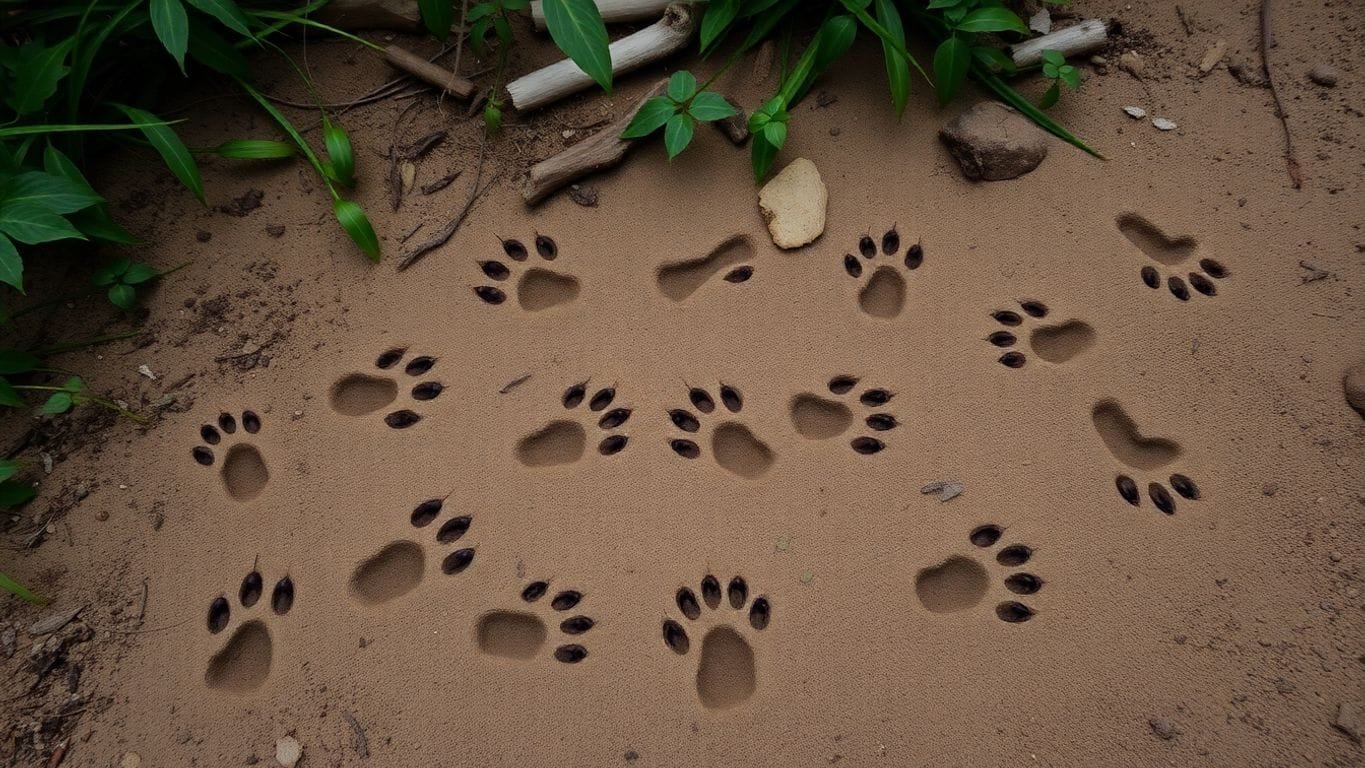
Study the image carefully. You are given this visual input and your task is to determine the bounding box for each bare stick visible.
[506,5,695,112]
[398,133,495,271]
[1260,0,1302,189]
[384,45,476,100]
[1009,19,1109,68]
[522,80,666,205]
[530,0,672,29]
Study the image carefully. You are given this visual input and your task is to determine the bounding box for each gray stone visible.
[1309,64,1341,87]
[1344,364,1365,418]
[939,102,1048,181]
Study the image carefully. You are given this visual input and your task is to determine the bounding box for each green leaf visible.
[542,0,613,92]
[932,37,971,105]
[4,41,73,116]
[41,146,97,198]
[927,0,964,8]
[113,104,204,203]
[971,64,1102,158]
[468,17,492,57]
[667,70,697,103]
[334,200,380,262]
[93,258,130,286]
[64,377,86,394]
[663,113,694,159]
[0,171,102,214]
[837,0,929,86]
[0,460,18,482]
[150,0,190,73]
[956,7,1029,35]
[781,15,857,104]
[322,116,356,188]
[750,132,779,183]
[0,233,21,292]
[762,120,787,148]
[213,139,296,159]
[42,392,73,415]
[873,0,910,117]
[188,18,249,77]
[70,207,136,245]
[686,91,738,122]
[0,569,46,604]
[1040,49,1066,67]
[0,351,40,375]
[108,283,136,310]
[484,101,502,133]
[1060,65,1082,90]
[620,96,677,139]
[184,0,253,37]
[493,14,512,44]
[699,0,740,55]
[0,380,22,408]
[1039,81,1060,109]
[418,0,454,41]
[123,263,160,285]
[1042,62,1059,78]
[972,46,1015,73]
[0,205,83,245]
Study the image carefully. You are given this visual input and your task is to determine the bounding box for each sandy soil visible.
[2,0,1363,766]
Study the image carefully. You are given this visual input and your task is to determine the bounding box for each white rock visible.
[1152,117,1178,131]
[757,158,827,249]
[276,736,303,768]
[137,365,156,380]
[121,753,142,768]
[1122,106,1147,119]
[1028,8,1052,34]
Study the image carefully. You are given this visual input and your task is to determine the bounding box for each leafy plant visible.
[1037,49,1081,109]
[92,258,164,310]
[467,0,531,132]
[621,71,739,158]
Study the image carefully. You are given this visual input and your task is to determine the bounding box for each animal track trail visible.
[476,581,593,664]
[348,497,476,605]
[986,300,1096,368]
[914,525,1043,623]
[662,575,771,710]
[1092,399,1203,515]
[191,410,268,502]
[329,348,444,429]
[656,234,755,301]
[841,226,923,319]
[203,566,296,693]
[668,385,775,479]
[1117,214,1229,302]
[789,375,899,454]
[516,382,631,467]
[475,234,580,312]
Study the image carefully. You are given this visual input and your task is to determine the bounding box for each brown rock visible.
[1335,701,1362,743]
[1344,364,1365,418]
[1309,64,1341,87]
[939,102,1048,182]
[1148,717,1179,740]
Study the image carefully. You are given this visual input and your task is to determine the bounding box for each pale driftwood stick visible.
[383,45,476,99]
[1009,19,1109,68]
[507,5,695,112]
[529,0,677,29]
[523,80,667,205]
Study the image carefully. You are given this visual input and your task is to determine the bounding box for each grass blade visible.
[113,104,203,202]
[0,570,46,604]
[972,64,1103,158]
[334,199,379,262]
[873,0,909,117]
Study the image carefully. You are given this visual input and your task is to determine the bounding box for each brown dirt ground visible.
[2,0,1363,766]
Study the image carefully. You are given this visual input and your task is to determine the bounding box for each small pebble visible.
[1308,64,1340,87]
[1152,117,1178,131]
[1123,106,1147,119]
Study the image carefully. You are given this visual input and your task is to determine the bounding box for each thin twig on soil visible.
[1260,0,1302,189]
[343,711,371,758]
[397,130,496,271]
[499,374,532,394]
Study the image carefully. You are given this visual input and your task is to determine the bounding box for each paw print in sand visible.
[914,524,1043,623]
[668,385,775,479]
[1117,213,1228,301]
[191,410,268,502]
[348,496,478,606]
[841,226,922,319]
[204,565,295,693]
[1092,398,1203,516]
[789,375,899,454]
[329,348,444,429]
[476,581,594,664]
[986,300,1096,368]
[516,381,631,467]
[662,574,772,709]
[474,234,580,312]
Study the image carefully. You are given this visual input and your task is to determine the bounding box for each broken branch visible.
[383,45,476,100]
[1009,19,1109,68]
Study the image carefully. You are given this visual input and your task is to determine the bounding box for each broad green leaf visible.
[781,15,856,104]
[873,0,910,117]
[0,351,40,374]
[750,133,779,183]
[185,0,253,37]
[123,263,160,285]
[699,0,740,55]
[0,204,83,245]
[542,0,613,92]
[4,41,73,116]
[188,18,249,77]
[620,96,677,139]
[1039,81,1060,109]
[42,392,73,415]
[762,120,787,148]
[663,113,694,159]
[42,146,98,199]
[70,207,137,245]
[469,17,492,57]
[0,569,46,604]
[1042,62,1059,78]
[739,0,799,53]
[322,117,356,188]
[0,460,18,482]
[837,0,930,85]
[0,380,20,408]
[150,0,191,72]
[0,171,101,214]
[64,376,86,394]
[741,0,785,17]
[418,0,454,41]
[1041,49,1066,67]
[214,139,296,159]
[108,284,136,309]
[113,104,204,202]
[493,14,512,44]
[933,37,971,105]
[687,91,738,122]
[334,200,380,262]
[927,0,963,8]
[956,7,1029,35]
[466,3,496,22]
[0,234,21,291]
[1061,65,1082,89]
[667,70,697,103]
[93,258,130,286]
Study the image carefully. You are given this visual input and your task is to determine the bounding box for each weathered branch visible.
[383,45,476,100]
[529,0,674,29]
[1009,19,1109,68]
[506,4,695,113]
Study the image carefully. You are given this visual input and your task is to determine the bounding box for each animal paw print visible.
[191,410,268,502]
[515,382,631,467]
[656,234,755,301]
[986,300,1096,368]
[668,385,775,479]
[476,581,593,664]
[204,566,295,692]
[841,226,922,319]
[329,348,444,429]
[1117,214,1228,301]
[914,524,1042,623]
[661,574,771,710]
[474,234,580,312]
[789,375,899,454]
[1091,398,1202,515]
[348,496,477,605]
